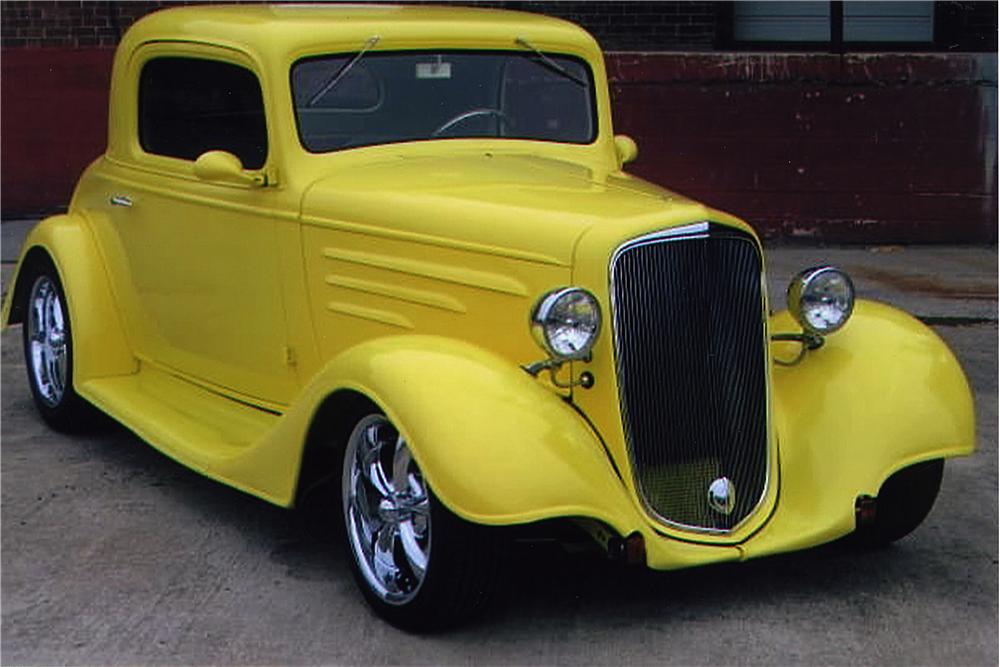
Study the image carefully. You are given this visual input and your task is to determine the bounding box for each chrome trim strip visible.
[610,222,709,266]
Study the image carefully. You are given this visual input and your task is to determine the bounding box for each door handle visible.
[109,195,133,208]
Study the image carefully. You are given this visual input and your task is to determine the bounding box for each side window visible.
[139,57,268,170]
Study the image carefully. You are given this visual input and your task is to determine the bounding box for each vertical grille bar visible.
[610,224,768,532]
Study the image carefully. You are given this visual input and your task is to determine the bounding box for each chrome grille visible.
[610,223,768,532]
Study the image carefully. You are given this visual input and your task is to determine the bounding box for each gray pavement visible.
[1,219,997,665]
[0,219,35,263]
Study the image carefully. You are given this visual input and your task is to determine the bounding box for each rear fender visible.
[2,215,136,380]
[746,299,975,557]
[288,335,636,531]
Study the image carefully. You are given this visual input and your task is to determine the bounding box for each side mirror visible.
[193,150,263,186]
[614,134,638,166]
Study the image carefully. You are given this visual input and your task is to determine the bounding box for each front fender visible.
[745,299,975,558]
[297,335,637,531]
[2,215,135,380]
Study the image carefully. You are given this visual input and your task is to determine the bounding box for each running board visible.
[78,364,286,499]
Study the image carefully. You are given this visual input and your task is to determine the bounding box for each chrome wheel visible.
[26,275,68,407]
[343,414,431,605]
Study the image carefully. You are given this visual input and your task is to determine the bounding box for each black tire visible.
[20,258,95,432]
[857,459,944,546]
[341,413,503,632]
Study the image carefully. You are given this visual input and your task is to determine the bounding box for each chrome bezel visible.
[608,221,774,536]
[530,287,602,361]
[787,266,856,335]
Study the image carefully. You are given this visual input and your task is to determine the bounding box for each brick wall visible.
[503,2,718,51]
[2,1,995,52]
[2,1,149,47]
[0,0,720,50]
[0,48,114,213]
[610,53,998,243]
[1,2,996,242]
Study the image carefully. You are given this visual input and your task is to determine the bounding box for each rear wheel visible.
[341,413,502,631]
[21,262,94,431]
[857,459,944,546]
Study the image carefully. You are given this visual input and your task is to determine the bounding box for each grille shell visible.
[609,223,769,533]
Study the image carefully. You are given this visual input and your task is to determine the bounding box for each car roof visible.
[123,3,600,61]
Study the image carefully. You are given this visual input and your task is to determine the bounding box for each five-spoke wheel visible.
[341,413,502,631]
[20,260,92,431]
[26,275,68,407]
[343,414,432,604]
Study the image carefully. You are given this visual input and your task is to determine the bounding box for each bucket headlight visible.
[787,266,855,335]
[531,287,602,361]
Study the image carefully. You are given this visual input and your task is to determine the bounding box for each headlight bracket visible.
[770,330,824,366]
[521,356,595,388]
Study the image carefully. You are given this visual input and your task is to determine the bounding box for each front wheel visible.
[21,262,94,431]
[856,459,944,546]
[341,413,502,631]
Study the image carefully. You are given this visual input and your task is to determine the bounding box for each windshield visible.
[291,50,596,152]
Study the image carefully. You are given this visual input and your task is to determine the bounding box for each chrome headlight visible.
[787,266,855,334]
[531,287,602,361]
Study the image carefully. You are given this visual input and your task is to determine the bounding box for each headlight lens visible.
[531,287,602,360]
[787,266,855,334]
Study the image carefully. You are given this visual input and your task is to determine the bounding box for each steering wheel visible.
[432,108,508,137]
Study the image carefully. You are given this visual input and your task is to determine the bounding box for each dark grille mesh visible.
[610,226,768,531]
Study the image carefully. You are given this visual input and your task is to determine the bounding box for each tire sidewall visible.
[339,417,433,624]
[21,261,80,427]
[857,459,944,546]
[339,415,499,632]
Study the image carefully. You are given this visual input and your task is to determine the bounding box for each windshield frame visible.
[289,48,600,154]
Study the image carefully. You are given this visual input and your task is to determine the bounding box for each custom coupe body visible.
[3,4,974,630]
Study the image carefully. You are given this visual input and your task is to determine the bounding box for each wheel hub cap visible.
[27,276,68,407]
[343,415,431,605]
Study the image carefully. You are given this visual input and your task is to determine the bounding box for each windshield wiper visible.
[515,37,587,87]
[307,35,380,107]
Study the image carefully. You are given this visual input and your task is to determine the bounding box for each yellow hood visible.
[300,151,715,267]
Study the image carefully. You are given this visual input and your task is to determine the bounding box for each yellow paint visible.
[1,4,975,572]
[747,300,975,559]
[3,215,136,381]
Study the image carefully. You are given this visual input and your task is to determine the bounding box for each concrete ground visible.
[1,219,997,665]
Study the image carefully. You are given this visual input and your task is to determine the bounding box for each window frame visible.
[125,43,273,179]
[288,48,600,154]
[716,1,945,53]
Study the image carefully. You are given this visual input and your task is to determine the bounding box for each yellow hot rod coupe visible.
[3,4,974,630]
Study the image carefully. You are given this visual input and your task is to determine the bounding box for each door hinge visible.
[262,166,279,187]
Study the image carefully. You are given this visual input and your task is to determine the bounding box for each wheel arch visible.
[294,388,380,507]
[770,299,974,489]
[278,335,637,532]
[1,215,136,381]
[744,299,975,559]
[4,245,58,326]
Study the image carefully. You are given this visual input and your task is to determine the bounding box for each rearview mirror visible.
[193,150,263,186]
[614,135,638,166]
